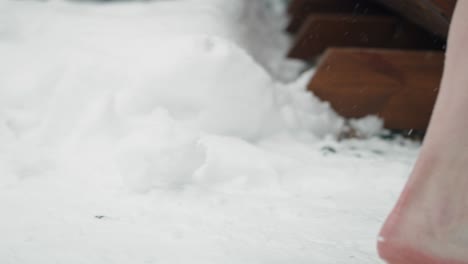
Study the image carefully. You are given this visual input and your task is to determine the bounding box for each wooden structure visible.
[374,0,456,38]
[309,48,444,130]
[287,14,444,60]
[286,0,456,131]
[286,0,388,33]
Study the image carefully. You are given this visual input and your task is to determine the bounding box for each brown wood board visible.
[288,14,398,60]
[308,48,445,130]
[371,0,456,38]
[287,14,445,60]
[286,0,387,33]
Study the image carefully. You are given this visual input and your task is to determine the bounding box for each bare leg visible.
[378,1,468,263]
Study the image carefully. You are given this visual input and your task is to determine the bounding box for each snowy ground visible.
[0,1,419,263]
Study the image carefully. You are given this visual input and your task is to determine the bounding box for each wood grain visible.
[288,14,398,60]
[286,0,387,33]
[372,0,456,38]
[308,48,445,130]
[287,14,444,60]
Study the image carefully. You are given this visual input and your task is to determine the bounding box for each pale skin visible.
[378,1,468,263]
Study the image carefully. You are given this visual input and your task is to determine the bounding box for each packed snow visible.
[0,0,419,263]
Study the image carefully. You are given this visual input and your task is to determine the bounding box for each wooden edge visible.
[372,0,454,38]
[308,48,445,130]
[288,14,398,60]
[286,0,388,33]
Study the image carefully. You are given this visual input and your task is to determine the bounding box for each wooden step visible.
[286,0,387,33]
[288,14,397,60]
[287,0,456,38]
[372,0,456,38]
[308,48,444,130]
[287,14,445,60]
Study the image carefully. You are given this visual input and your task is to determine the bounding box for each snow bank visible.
[0,0,345,190]
[0,1,417,263]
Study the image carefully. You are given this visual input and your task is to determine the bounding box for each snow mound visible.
[0,0,345,191]
[0,1,415,263]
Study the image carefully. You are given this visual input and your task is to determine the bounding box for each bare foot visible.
[377,0,468,261]
[378,152,468,264]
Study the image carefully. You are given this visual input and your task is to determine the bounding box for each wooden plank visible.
[390,20,446,50]
[308,48,444,130]
[286,0,387,33]
[288,15,398,60]
[287,0,306,15]
[288,14,445,60]
[371,0,456,38]
[431,0,457,18]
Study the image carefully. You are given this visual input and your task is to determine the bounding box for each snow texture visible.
[0,0,417,263]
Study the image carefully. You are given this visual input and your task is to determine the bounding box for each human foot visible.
[378,154,468,264]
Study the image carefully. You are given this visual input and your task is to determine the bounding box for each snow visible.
[0,0,419,263]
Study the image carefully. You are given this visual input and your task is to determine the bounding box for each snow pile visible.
[0,0,344,190]
[0,1,415,263]
[348,116,385,138]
